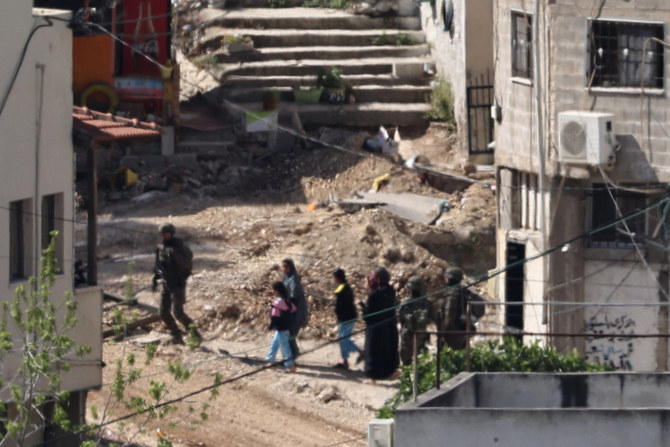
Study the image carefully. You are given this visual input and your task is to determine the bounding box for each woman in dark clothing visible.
[333,269,363,369]
[282,258,308,360]
[359,267,399,383]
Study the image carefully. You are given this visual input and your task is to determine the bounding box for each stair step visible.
[224,0,332,8]
[199,7,421,30]
[199,44,430,64]
[220,74,431,88]
[229,102,432,127]
[201,27,426,50]
[223,85,431,103]
[211,56,430,79]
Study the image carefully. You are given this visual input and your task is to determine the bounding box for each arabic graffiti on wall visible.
[584,315,636,371]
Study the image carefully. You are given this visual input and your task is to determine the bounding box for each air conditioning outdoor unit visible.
[557,111,615,165]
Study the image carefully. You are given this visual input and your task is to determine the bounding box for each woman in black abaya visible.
[359,267,399,383]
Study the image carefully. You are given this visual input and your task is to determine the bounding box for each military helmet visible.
[158,222,176,236]
[407,275,425,293]
[445,267,463,284]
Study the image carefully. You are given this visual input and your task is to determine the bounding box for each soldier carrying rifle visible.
[153,223,201,344]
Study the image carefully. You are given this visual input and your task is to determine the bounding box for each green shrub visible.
[372,31,417,46]
[377,338,613,418]
[426,77,456,125]
[302,0,351,8]
[395,33,416,46]
[316,66,344,89]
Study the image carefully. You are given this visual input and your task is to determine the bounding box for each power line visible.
[0,18,53,118]
[37,198,670,445]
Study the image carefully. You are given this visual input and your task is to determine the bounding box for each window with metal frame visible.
[10,199,32,280]
[41,193,64,273]
[588,184,647,248]
[511,11,533,80]
[588,20,664,89]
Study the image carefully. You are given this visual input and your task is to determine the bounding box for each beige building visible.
[494,0,670,371]
[419,0,495,162]
[0,2,102,444]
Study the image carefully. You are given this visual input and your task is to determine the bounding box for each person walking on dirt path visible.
[265,281,297,373]
[332,269,363,370]
[152,223,201,345]
[282,258,308,360]
[399,275,432,366]
[359,267,399,383]
[437,267,486,350]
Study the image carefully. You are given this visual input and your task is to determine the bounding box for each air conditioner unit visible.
[557,111,615,165]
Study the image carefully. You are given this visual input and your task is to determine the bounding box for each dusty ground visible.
[81,122,496,447]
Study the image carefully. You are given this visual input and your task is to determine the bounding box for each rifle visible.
[152,247,163,292]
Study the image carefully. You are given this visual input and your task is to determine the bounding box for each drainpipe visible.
[35,64,46,280]
[533,0,547,299]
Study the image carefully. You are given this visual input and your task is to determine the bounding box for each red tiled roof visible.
[72,106,161,143]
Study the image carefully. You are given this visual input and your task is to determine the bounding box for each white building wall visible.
[420,0,468,138]
[583,261,664,371]
[419,0,493,154]
[0,3,102,402]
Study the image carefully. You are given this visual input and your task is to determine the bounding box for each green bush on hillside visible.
[377,338,613,418]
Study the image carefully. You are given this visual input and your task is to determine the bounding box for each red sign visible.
[121,0,169,77]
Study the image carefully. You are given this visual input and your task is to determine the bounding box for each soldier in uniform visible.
[399,275,432,365]
[153,223,201,344]
[437,267,486,350]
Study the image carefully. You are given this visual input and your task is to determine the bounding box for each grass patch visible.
[426,76,455,126]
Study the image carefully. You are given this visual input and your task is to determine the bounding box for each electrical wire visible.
[36,197,670,446]
[0,18,53,119]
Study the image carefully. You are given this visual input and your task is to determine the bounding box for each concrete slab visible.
[336,191,444,225]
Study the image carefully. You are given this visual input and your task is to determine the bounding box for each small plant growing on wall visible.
[426,76,456,127]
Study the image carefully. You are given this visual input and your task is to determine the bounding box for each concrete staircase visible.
[195,4,434,128]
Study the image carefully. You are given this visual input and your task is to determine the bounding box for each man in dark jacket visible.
[282,258,308,360]
[153,223,201,344]
[333,269,363,369]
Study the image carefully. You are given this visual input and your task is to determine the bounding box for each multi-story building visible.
[494,0,670,371]
[0,2,102,444]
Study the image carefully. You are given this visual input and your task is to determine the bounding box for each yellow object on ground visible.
[372,173,391,191]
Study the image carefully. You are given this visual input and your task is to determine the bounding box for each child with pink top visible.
[265,281,297,372]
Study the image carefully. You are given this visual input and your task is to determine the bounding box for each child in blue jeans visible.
[265,281,297,373]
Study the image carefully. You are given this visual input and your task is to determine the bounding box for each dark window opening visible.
[588,184,647,247]
[505,241,525,342]
[41,194,64,274]
[10,200,26,280]
[589,20,664,89]
[512,11,533,80]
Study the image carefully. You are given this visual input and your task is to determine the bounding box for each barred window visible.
[588,184,647,248]
[511,11,533,79]
[589,20,664,89]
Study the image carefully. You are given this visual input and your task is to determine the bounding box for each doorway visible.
[505,241,525,341]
